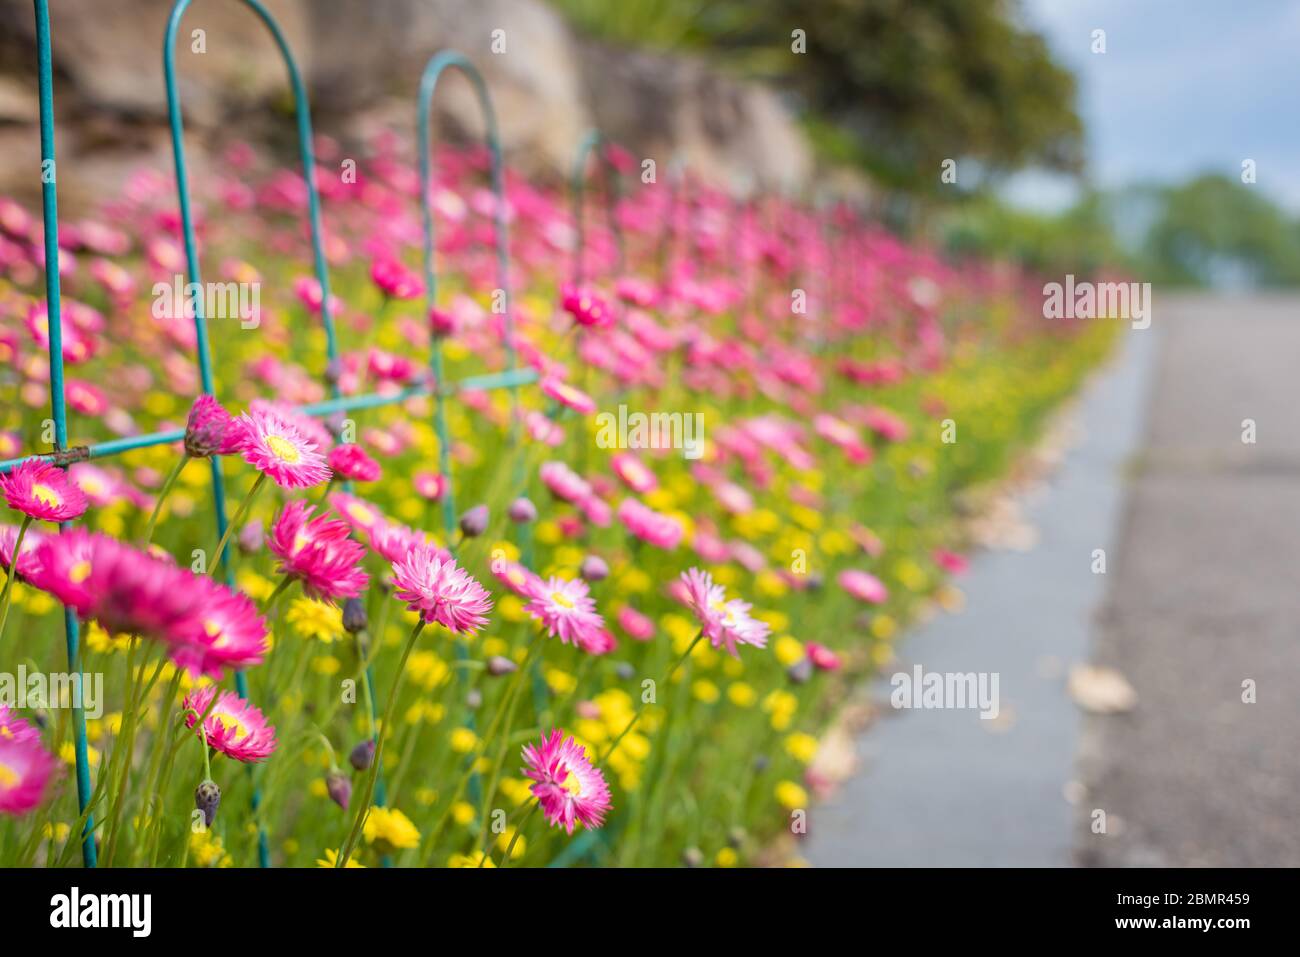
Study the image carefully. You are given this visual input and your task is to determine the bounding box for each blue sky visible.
[1003,0,1300,211]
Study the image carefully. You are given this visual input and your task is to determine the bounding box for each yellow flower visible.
[311,655,341,676]
[691,679,720,704]
[451,801,477,825]
[784,732,819,764]
[715,847,739,868]
[362,807,420,850]
[773,635,804,667]
[727,682,757,708]
[449,727,478,753]
[775,780,808,810]
[546,668,577,695]
[617,567,651,594]
[407,650,449,690]
[448,852,495,868]
[755,570,788,599]
[286,597,343,642]
[790,504,823,532]
[237,569,277,602]
[499,778,532,806]
[871,614,897,641]
[190,829,233,868]
[317,848,365,868]
[496,828,527,860]
[82,621,131,654]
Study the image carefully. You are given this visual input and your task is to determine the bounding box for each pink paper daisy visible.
[184,394,241,458]
[491,558,544,599]
[524,576,606,651]
[521,729,611,835]
[230,408,331,489]
[368,518,444,566]
[391,542,493,635]
[0,733,57,815]
[0,704,40,744]
[610,453,658,495]
[838,569,888,605]
[169,581,270,679]
[327,443,382,483]
[0,523,44,582]
[540,376,597,415]
[268,501,369,602]
[679,567,771,657]
[539,460,592,505]
[617,498,683,551]
[182,686,278,763]
[328,490,386,536]
[0,458,89,523]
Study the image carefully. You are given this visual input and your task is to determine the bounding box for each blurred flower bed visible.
[0,132,1117,867]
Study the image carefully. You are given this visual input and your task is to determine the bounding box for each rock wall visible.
[0,0,815,207]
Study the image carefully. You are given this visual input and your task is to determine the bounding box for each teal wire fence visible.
[6,0,537,867]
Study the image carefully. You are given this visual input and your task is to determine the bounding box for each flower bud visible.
[324,357,344,387]
[507,496,537,523]
[465,689,483,710]
[349,739,375,771]
[342,597,368,635]
[458,504,489,538]
[681,847,705,868]
[786,657,814,685]
[429,306,456,338]
[237,519,263,554]
[486,655,518,677]
[325,770,351,810]
[615,662,635,681]
[579,555,609,582]
[195,779,221,828]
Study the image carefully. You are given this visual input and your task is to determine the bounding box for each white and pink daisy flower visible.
[617,498,683,551]
[231,408,331,489]
[838,569,888,605]
[268,502,369,602]
[391,542,493,635]
[0,458,89,523]
[540,376,597,415]
[524,576,606,651]
[0,733,57,815]
[521,729,611,835]
[183,686,278,763]
[679,567,770,657]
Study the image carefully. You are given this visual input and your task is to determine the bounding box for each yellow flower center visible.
[551,590,574,610]
[31,483,62,508]
[0,761,18,788]
[345,502,375,525]
[204,619,230,649]
[265,434,301,464]
[560,768,582,797]
[212,711,249,740]
[69,560,92,583]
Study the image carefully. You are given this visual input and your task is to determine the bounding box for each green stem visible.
[423,633,541,858]
[142,452,189,545]
[212,471,266,574]
[601,631,704,764]
[336,619,426,866]
[0,513,34,642]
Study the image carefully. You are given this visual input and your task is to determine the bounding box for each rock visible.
[1068,663,1138,714]
[0,0,821,203]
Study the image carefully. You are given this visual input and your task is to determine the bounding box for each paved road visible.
[1076,295,1300,867]
[806,313,1157,866]
[807,294,1300,867]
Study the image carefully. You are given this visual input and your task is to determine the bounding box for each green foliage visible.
[551,0,1084,196]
